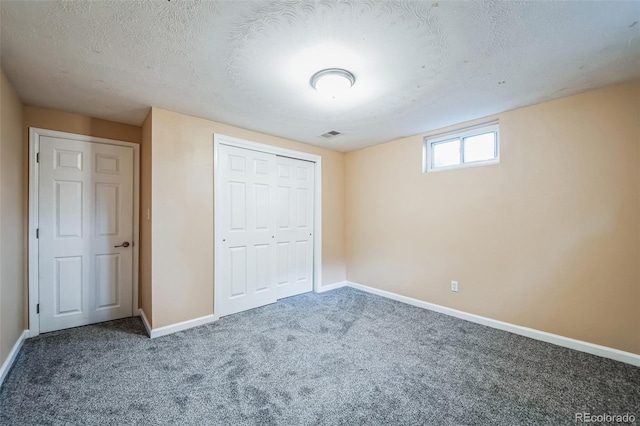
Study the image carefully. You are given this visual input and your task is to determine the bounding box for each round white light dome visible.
[310,68,355,98]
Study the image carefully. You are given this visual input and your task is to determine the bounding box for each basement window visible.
[423,123,500,172]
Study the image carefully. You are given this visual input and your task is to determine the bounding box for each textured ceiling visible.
[1,0,639,151]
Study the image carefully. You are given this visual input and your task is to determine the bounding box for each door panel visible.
[39,136,134,333]
[95,253,120,309]
[229,246,248,297]
[295,241,308,282]
[55,149,83,171]
[254,244,270,292]
[217,144,278,316]
[275,156,314,299]
[277,186,291,229]
[276,242,290,287]
[254,184,269,230]
[296,188,309,228]
[56,180,83,238]
[95,183,119,236]
[55,256,83,315]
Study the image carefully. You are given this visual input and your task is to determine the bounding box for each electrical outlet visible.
[451,281,459,292]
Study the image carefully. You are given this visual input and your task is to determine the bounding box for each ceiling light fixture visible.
[310,68,355,98]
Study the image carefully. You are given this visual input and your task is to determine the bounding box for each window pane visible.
[463,132,496,163]
[432,139,461,168]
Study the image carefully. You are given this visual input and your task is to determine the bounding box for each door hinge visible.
[36,228,39,238]
[37,303,40,314]
[36,152,40,163]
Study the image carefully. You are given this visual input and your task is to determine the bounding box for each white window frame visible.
[423,122,500,173]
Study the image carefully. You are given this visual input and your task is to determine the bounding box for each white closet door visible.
[218,144,278,316]
[38,136,134,333]
[275,156,315,299]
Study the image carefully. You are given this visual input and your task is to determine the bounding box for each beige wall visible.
[150,108,346,328]
[345,81,640,354]
[5,77,635,357]
[23,106,141,144]
[139,111,152,324]
[1,70,26,366]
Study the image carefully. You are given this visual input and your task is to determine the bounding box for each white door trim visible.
[213,134,322,317]
[28,127,140,337]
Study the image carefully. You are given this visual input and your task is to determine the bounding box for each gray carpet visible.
[0,287,638,425]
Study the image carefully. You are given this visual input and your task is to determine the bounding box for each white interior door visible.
[217,144,278,317]
[275,156,315,299]
[38,136,134,333]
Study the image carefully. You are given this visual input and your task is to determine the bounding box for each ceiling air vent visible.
[320,130,342,138]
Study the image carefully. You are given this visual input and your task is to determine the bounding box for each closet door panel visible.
[218,145,277,316]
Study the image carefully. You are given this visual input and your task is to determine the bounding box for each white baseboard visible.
[139,309,218,339]
[346,281,640,367]
[0,330,29,387]
[316,281,347,293]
